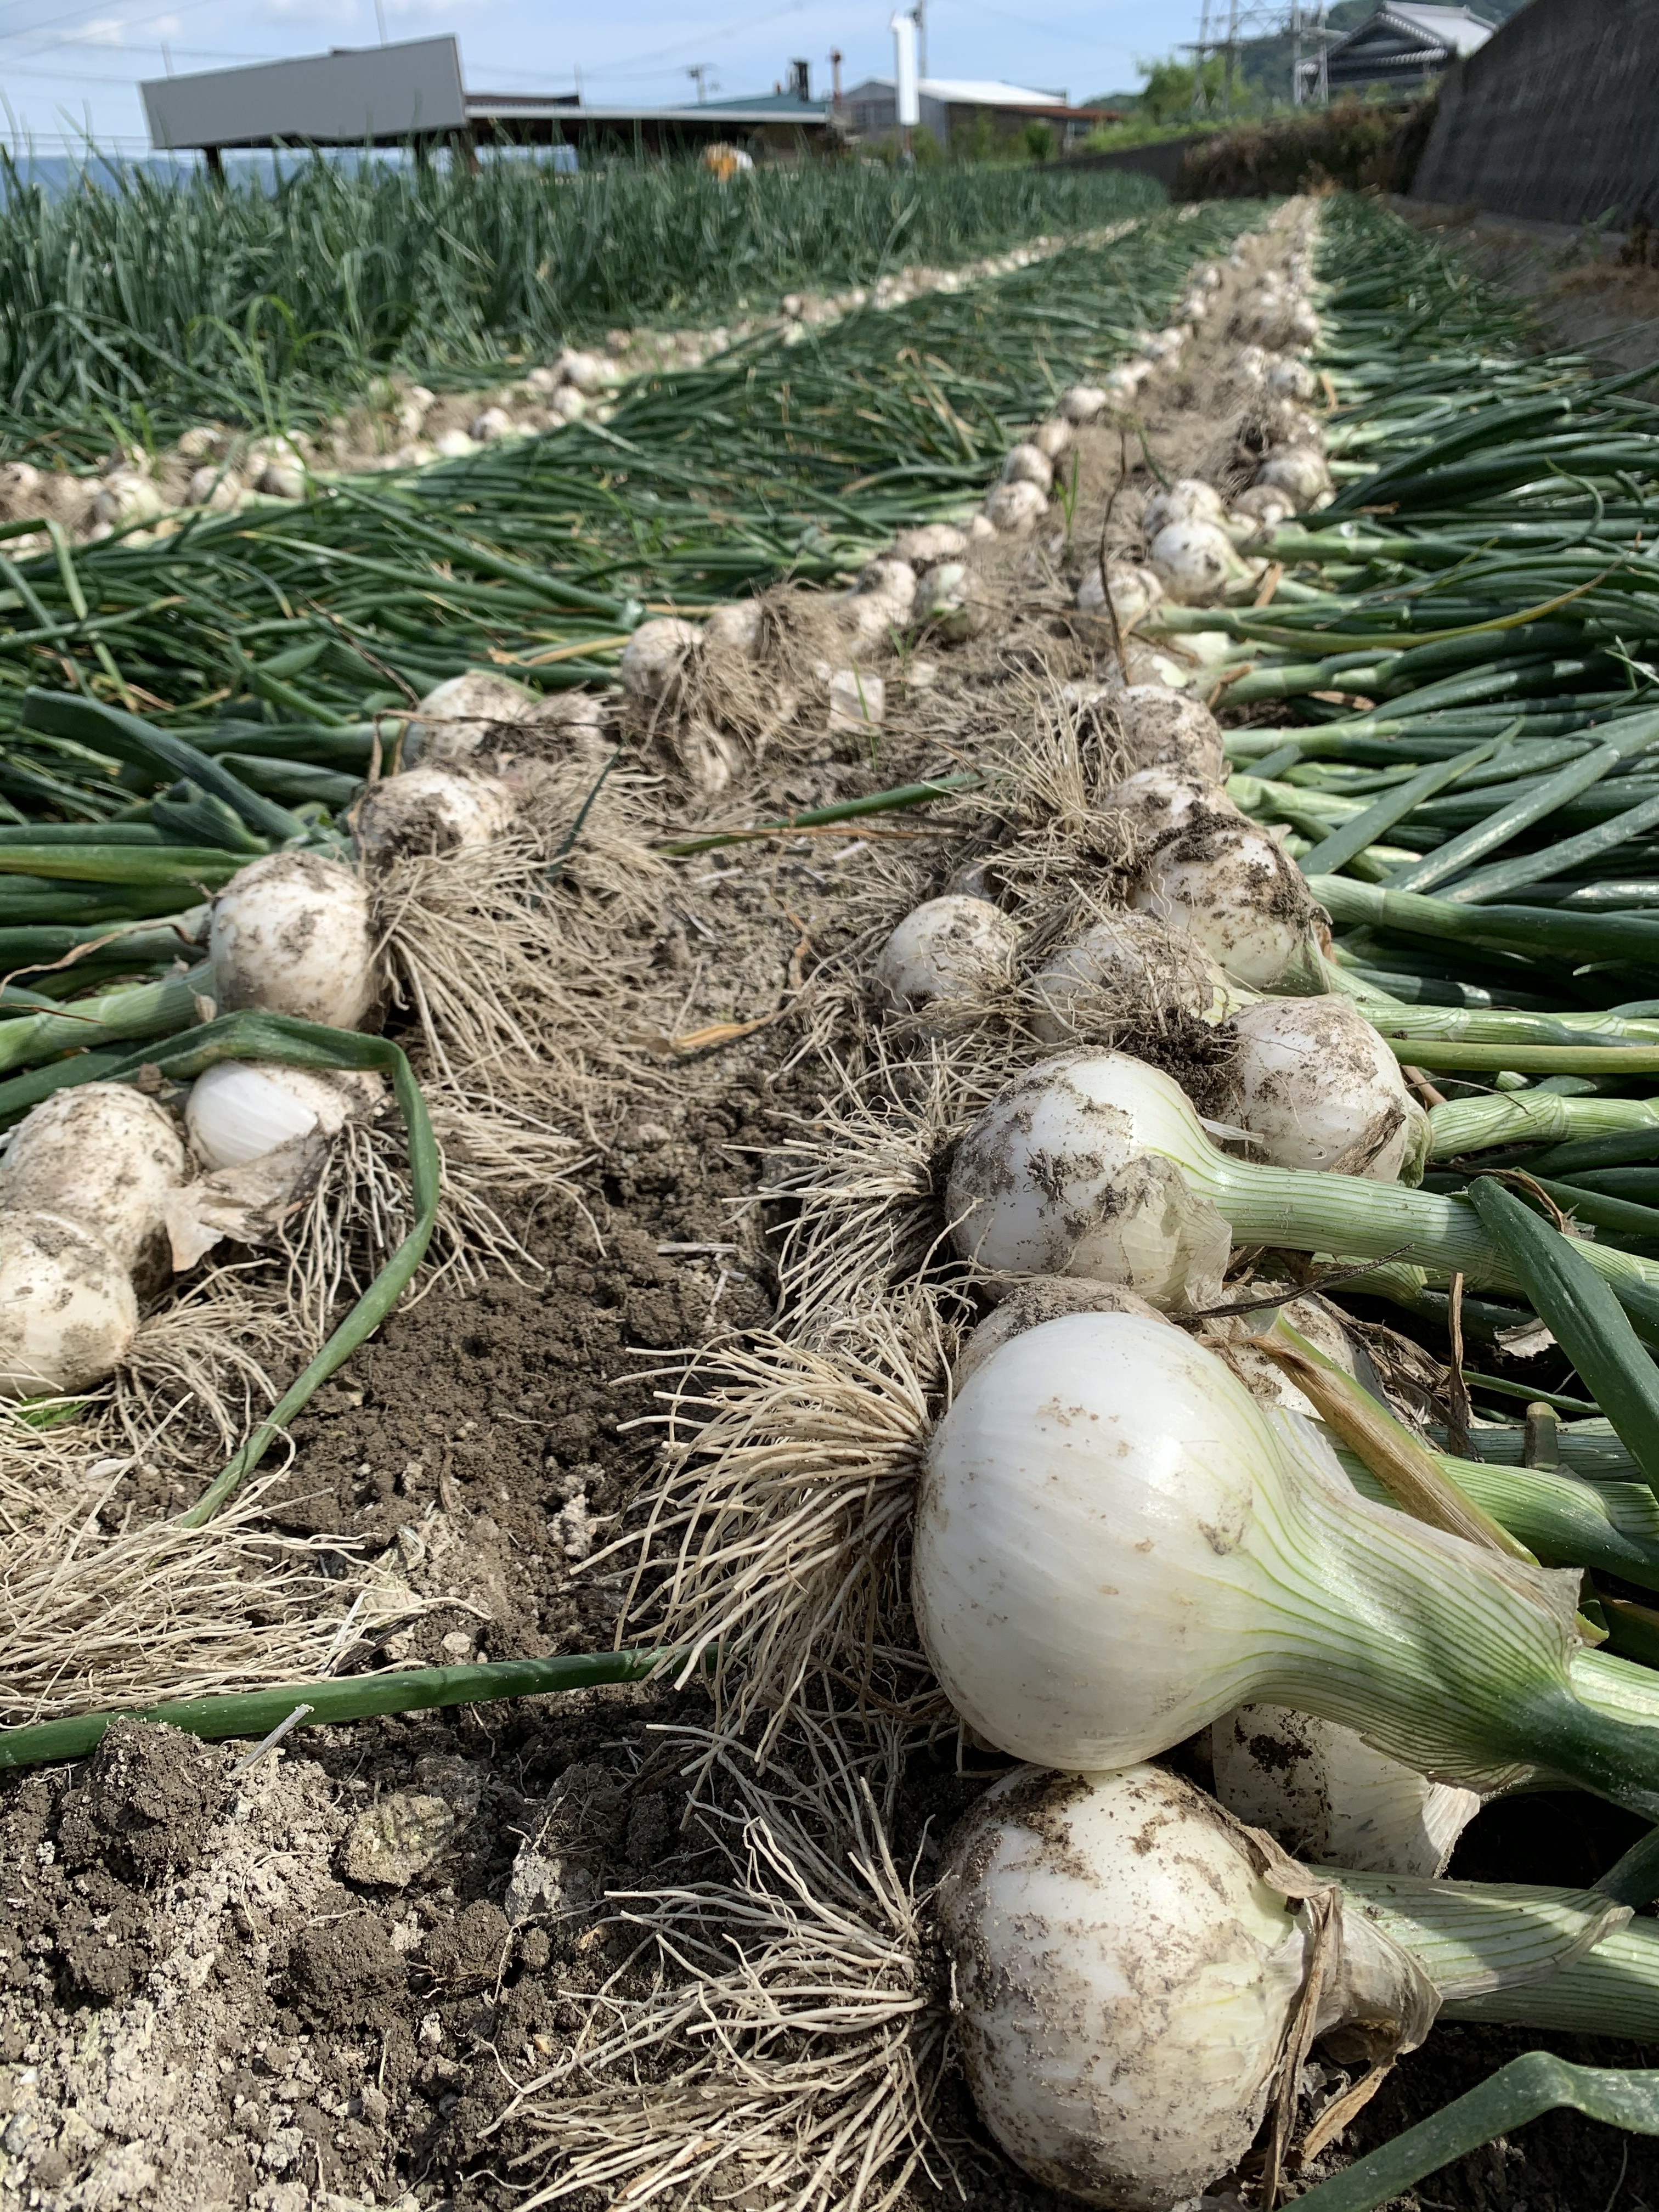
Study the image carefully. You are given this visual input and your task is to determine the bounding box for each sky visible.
[0,0,1200,151]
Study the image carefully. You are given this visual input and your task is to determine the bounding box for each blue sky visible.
[0,0,1195,151]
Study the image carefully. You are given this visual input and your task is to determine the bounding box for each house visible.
[1321,4,1493,93]
[839,76,1109,152]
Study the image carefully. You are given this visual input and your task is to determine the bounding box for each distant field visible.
[0,154,1163,459]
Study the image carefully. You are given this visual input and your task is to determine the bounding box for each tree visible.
[1022,119,1056,161]
[1137,53,1227,122]
[952,108,997,163]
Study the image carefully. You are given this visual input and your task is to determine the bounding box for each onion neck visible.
[1199,1154,1516,1286]
[1508,1684,1659,1840]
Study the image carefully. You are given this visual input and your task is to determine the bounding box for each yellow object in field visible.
[702,143,754,179]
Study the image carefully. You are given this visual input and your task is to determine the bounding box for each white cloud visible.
[58,6,183,41]
[253,0,363,23]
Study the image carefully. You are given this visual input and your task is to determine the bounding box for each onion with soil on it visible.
[208,850,379,1031]
[1225,994,1430,1183]
[0,1082,186,1285]
[0,1209,139,1396]
[1132,813,1326,989]
[873,895,1019,1013]
[354,763,518,862]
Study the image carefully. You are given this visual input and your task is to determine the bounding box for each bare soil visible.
[5,207,1658,2212]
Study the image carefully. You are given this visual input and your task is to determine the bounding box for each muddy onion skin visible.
[873,895,1018,1011]
[1114,688,1226,783]
[0,1084,185,1278]
[936,1764,1311,2211]
[354,764,517,862]
[1211,1706,1481,1880]
[404,670,537,764]
[1026,915,1229,1044]
[1227,996,1429,1183]
[1132,816,1321,989]
[946,1051,1233,1305]
[0,1210,139,1396]
[209,851,377,1031]
[1104,766,1235,839]
[912,1308,1587,1776]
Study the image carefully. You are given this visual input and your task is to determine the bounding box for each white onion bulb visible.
[1031,418,1071,461]
[355,764,517,862]
[936,1763,1434,2212]
[1026,912,1233,1042]
[1148,519,1249,606]
[1230,484,1296,530]
[1105,764,1237,838]
[0,1084,185,1280]
[406,670,538,765]
[1115,686,1226,782]
[1227,996,1428,1182]
[913,1307,1586,1776]
[0,1210,138,1396]
[1143,477,1226,538]
[845,557,918,645]
[1258,447,1331,509]
[1268,358,1319,400]
[210,851,377,1031]
[1059,384,1108,425]
[892,522,968,566]
[915,562,988,641]
[873,895,1017,1011]
[1001,443,1054,493]
[1075,563,1161,630]
[946,1052,1231,1305]
[1132,817,1320,988]
[703,600,766,656]
[186,1062,380,1172]
[619,617,701,704]
[983,479,1048,534]
[1211,1705,1482,1879]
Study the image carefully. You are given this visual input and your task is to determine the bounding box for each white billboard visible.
[142,36,467,150]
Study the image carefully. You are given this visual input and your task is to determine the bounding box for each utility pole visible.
[686,64,714,103]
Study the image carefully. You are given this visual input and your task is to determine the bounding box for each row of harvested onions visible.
[765,217,1659,2206]
[0,668,600,1399]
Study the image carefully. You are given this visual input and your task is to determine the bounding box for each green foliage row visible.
[0,154,1162,460]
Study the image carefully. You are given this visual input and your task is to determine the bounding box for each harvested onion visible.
[210,851,378,1031]
[1227,995,1428,1182]
[1132,815,1323,988]
[873,895,1017,1011]
[354,764,517,861]
[0,1084,184,1280]
[0,1210,138,1397]
[185,1062,380,1172]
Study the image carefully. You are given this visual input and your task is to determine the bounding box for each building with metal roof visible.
[1322,4,1493,92]
[839,75,1110,151]
[142,36,839,168]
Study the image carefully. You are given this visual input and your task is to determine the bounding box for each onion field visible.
[7,172,1659,2212]
[0,153,1162,455]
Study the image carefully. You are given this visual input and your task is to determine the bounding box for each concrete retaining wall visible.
[1059,136,1199,194]
[1411,0,1659,227]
